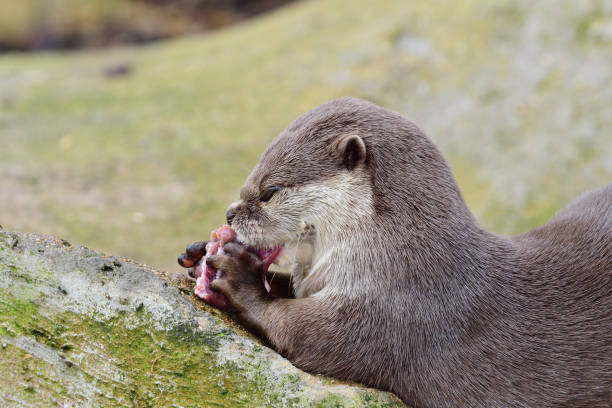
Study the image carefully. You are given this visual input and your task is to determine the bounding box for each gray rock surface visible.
[0,230,404,407]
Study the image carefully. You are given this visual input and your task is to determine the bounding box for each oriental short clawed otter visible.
[178,97,612,408]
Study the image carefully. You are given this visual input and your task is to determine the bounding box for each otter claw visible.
[186,241,208,259]
[178,253,195,268]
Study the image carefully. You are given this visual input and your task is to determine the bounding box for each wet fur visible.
[208,98,612,407]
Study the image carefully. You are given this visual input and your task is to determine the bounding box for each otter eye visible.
[259,186,282,202]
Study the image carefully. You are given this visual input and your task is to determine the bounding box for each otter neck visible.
[293,220,376,298]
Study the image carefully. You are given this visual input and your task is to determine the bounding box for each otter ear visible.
[334,134,366,170]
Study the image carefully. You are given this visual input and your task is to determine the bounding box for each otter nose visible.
[225,200,242,225]
[226,208,236,225]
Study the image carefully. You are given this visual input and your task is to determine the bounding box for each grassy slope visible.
[1,0,611,271]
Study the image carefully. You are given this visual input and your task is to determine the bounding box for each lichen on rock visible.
[0,231,404,407]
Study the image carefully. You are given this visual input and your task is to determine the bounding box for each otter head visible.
[226,100,376,269]
[226,97,468,282]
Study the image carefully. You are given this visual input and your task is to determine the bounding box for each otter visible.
[178,98,612,408]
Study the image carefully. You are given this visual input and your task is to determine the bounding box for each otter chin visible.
[235,218,317,288]
[179,97,612,408]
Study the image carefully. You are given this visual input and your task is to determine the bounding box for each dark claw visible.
[187,267,196,279]
[186,241,208,259]
[224,242,263,272]
[206,255,218,269]
[223,242,247,258]
[178,253,194,268]
[206,254,235,273]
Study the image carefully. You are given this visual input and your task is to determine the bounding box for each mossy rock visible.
[0,230,404,407]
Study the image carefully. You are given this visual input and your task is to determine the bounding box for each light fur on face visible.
[232,170,374,293]
[234,170,373,245]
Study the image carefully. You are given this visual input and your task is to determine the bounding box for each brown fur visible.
[180,98,612,407]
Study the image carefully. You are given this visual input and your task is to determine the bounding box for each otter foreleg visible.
[206,243,339,364]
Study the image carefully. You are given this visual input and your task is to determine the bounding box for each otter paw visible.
[207,242,265,286]
[177,241,209,277]
[207,243,269,310]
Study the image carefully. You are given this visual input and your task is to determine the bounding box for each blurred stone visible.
[103,61,133,78]
[587,17,612,42]
[395,35,435,58]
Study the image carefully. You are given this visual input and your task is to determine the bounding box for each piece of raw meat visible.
[193,225,283,310]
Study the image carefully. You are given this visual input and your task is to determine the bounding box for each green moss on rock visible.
[0,231,405,407]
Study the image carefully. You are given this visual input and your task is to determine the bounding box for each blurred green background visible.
[0,0,293,51]
[1,0,611,272]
